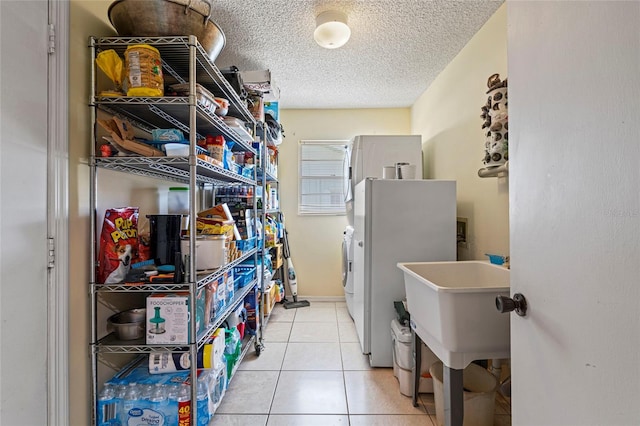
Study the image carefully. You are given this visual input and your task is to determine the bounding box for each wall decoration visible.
[480,74,508,168]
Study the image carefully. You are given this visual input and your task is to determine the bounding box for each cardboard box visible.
[262,281,277,316]
[146,293,190,345]
[270,243,283,270]
[240,69,280,101]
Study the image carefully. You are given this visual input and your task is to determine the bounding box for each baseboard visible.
[294,295,346,303]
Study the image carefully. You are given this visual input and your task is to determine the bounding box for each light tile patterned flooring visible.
[211,301,511,425]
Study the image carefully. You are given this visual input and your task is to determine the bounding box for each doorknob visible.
[496,293,527,316]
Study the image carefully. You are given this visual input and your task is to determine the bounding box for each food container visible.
[164,143,189,156]
[108,0,226,62]
[222,117,245,128]
[214,97,229,116]
[169,83,220,115]
[181,235,227,270]
[107,308,146,340]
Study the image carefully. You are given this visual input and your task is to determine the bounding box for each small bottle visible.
[176,384,191,426]
[196,379,210,425]
[120,383,140,424]
[165,384,180,426]
[247,186,254,205]
[96,384,118,426]
[149,384,169,422]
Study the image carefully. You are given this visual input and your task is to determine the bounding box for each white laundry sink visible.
[397,261,510,370]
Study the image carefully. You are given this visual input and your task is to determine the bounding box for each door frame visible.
[47,0,69,423]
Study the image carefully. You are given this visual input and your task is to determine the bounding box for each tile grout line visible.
[335,305,355,425]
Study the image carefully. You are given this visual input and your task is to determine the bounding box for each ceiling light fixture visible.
[314,11,351,49]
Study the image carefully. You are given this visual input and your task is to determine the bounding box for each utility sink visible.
[397,261,510,370]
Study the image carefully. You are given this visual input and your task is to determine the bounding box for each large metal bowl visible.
[108,0,226,62]
[107,308,146,340]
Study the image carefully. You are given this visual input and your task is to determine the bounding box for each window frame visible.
[298,139,349,216]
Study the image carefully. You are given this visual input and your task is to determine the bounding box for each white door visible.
[509,2,640,424]
[0,1,68,424]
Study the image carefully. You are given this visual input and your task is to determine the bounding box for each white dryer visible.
[342,226,355,318]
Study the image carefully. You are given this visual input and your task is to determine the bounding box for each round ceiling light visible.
[314,11,351,49]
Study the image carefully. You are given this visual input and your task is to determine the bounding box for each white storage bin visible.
[430,361,498,426]
[164,143,189,156]
[180,235,227,271]
[391,318,440,397]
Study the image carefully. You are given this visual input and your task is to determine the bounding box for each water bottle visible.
[139,384,153,411]
[176,384,191,425]
[96,384,120,426]
[120,383,140,424]
[148,384,170,424]
[165,384,180,426]
[196,378,210,425]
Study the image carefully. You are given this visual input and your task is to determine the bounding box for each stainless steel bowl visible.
[108,0,226,62]
[107,308,146,340]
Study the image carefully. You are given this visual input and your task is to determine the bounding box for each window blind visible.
[298,140,348,215]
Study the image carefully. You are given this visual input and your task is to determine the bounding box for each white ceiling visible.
[210,0,503,109]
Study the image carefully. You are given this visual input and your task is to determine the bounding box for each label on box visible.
[146,293,190,345]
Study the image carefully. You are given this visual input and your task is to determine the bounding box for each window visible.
[298,140,349,215]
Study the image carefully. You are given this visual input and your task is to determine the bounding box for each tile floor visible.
[211,301,511,426]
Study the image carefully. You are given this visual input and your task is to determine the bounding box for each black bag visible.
[220,66,248,101]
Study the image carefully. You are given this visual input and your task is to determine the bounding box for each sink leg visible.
[444,366,464,426]
[411,329,421,407]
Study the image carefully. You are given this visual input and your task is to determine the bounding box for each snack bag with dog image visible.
[98,207,139,284]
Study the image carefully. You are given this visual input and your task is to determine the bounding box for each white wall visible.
[411,4,508,261]
[279,108,411,297]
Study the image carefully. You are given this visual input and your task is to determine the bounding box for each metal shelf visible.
[195,280,257,350]
[92,248,258,292]
[95,156,257,186]
[93,281,257,354]
[90,35,265,426]
[92,36,256,125]
[95,98,257,155]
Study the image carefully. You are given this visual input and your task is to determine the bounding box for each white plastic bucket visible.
[430,361,498,426]
[180,235,226,270]
[390,319,440,396]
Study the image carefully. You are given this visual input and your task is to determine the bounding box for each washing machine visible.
[342,226,355,318]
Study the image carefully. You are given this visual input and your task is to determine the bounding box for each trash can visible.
[390,319,439,396]
[430,361,498,426]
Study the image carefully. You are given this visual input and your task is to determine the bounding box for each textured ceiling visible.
[210,0,503,109]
